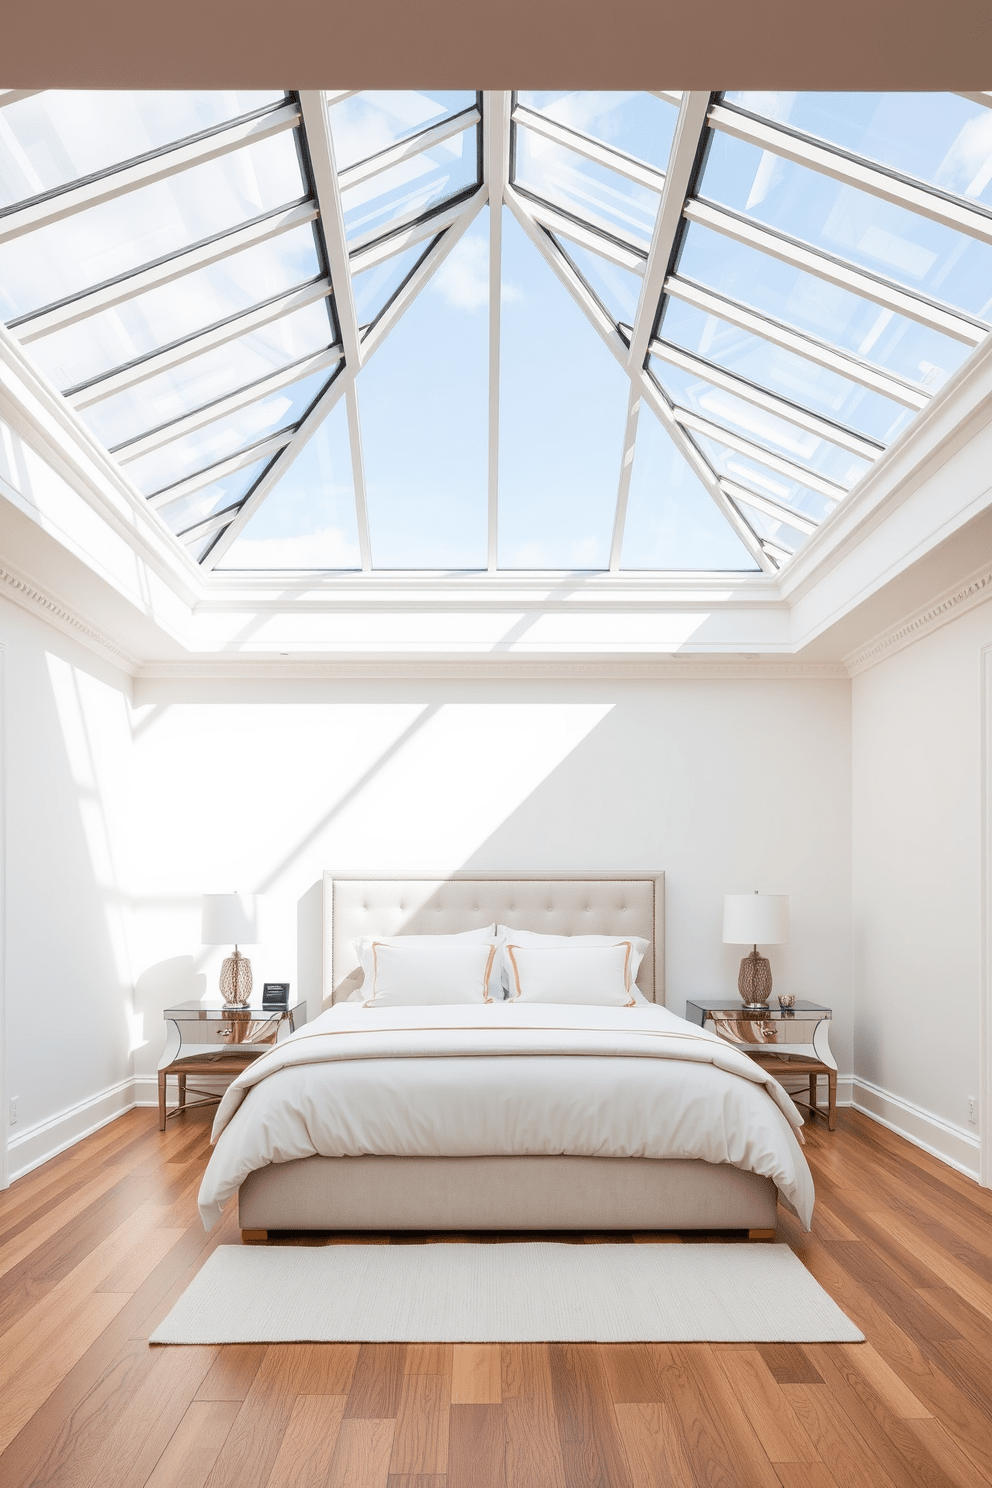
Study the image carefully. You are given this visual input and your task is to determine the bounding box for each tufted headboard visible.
[322,871,665,1007]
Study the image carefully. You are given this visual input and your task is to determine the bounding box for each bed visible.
[196,872,813,1241]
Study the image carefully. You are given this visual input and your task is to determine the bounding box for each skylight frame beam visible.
[485,91,511,572]
[0,90,42,107]
[299,90,361,371]
[345,380,373,571]
[720,477,821,534]
[336,106,481,191]
[651,91,684,108]
[178,505,240,544]
[360,186,488,361]
[147,431,291,509]
[0,101,302,243]
[348,196,476,272]
[112,345,343,462]
[512,104,667,192]
[66,280,336,408]
[636,370,775,572]
[12,201,319,342]
[671,404,851,499]
[663,276,930,409]
[201,368,350,568]
[608,383,641,571]
[345,185,483,259]
[516,197,646,271]
[956,92,992,109]
[709,101,992,244]
[685,199,987,345]
[648,338,885,459]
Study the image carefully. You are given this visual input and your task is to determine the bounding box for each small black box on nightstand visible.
[262,982,290,1009]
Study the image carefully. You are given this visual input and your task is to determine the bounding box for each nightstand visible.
[684,998,837,1130]
[158,998,305,1130]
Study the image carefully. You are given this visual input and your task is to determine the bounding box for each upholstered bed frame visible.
[238,872,778,1239]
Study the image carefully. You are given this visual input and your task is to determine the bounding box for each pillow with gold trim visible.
[505,942,636,1006]
[363,940,499,1007]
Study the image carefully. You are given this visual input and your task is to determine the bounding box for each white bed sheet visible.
[198,1002,814,1230]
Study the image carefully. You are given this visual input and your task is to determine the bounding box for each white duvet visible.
[198,1001,815,1230]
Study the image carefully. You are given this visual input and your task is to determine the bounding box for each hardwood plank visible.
[195,1343,268,1401]
[389,1373,451,1474]
[502,1345,566,1488]
[264,1394,348,1488]
[714,1348,820,1462]
[838,1341,931,1420]
[781,1384,904,1488]
[386,1477,447,1487]
[906,1416,992,1488]
[345,1345,408,1420]
[757,1345,823,1385]
[678,1345,788,1487]
[598,1343,671,1403]
[405,1345,452,1376]
[448,1404,505,1488]
[328,1417,395,1488]
[202,1348,346,1488]
[917,1285,992,1352]
[549,1344,632,1488]
[657,1345,775,1488]
[613,1402,694,1488]
[451,1345,502,1403]
[95,1226,187,1294]
[143,1400,241,1488]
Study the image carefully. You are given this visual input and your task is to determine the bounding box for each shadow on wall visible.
[134,956,206,1035]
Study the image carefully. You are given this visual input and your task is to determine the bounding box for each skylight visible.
[1,88,989,578]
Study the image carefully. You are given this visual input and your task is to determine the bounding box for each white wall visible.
[126,675,854,1088]
[852,599,992,1176]
[0,595,136,1178]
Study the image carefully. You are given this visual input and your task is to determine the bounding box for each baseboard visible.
[852,1077,981,1179]
[132,1072,236,1106]
[7,1077,137,1182]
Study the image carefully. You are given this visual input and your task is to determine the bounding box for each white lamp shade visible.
[201,893,260,946]
[723,893,789,946]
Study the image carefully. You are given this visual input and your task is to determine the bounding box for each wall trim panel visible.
[7,1077,137,1182]
[852,1076,981,1179]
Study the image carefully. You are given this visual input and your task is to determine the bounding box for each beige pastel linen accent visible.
[364,940,497,1007]
[198,1003,814,1232]
[505,943,635,1005]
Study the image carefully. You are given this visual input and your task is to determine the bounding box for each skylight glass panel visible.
[724,92,992,208]
[155,456,273,535]
[359,213,488,568]
[516,92,678,174]
[514,126,661,250]
[78,301,336,448]
[0,91,286,206]
[352,240,433,329]
[730,494,806,555]
[340,126,479,245]
[675,222,971,391]
[23,223,324,390]
[691,431,838,523]
[328,91,477,172]
[558,235,643,328]
[217,399,359,568]
[0,131,307,321]
[700,131,992,321]
[620,405,760,569]
[499,208,629,569]
[657,298,912,444]
[651,358,870,488]
[121,363,331,496]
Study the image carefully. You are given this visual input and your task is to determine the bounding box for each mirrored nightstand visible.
[158,998,305,1130]
[684,998,837,1130]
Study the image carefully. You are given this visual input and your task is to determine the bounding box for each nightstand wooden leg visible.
[158,1071,167,1132]
[178,1073,186,1110]
[809,1073,817,1117]
[828,1069,837,1131]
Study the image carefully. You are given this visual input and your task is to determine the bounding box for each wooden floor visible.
[1,1108,991,1488]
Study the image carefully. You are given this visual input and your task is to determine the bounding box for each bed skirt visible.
[238,1154,778,1235]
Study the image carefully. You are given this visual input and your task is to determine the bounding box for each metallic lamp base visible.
[221,947,253,1006]
[738,947,772,1006]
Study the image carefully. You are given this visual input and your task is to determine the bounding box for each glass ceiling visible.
[1,88,989,577]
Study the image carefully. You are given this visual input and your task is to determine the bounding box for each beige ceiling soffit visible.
[133,657,849,682]
[0,560,141,674]
[844,563,992,675]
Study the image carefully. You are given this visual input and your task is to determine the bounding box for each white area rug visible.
[151,1243,863,1344]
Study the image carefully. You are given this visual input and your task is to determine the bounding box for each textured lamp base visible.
[738,948,772,1006]
[221,948,252,1006]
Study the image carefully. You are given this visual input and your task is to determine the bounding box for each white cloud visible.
[433,235,488,309]
[218,526,361,570]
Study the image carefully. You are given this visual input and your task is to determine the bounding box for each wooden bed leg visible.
[241,1229,268,1243]
[748,1229,776,1241]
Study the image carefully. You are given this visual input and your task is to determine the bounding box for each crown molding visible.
[0,560,141,674]
[134,656,848,682]
[844,562,992,676]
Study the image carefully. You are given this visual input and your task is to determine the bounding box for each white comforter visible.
[198,1001,814,1230]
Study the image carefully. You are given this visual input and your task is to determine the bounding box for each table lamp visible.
[723,891,789,1007]
[201,893,260,1006]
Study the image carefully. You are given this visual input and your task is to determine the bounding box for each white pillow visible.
[353,925,497,987]
[364,940,499,1007]
[505,943,636,1006]
[496,926,649,996]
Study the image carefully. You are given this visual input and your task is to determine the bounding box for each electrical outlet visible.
[967,1096,978,1126]
[8,1096,18,1126]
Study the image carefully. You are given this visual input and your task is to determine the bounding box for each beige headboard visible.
[322,871,665,1007]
